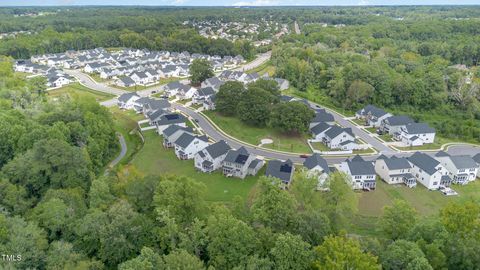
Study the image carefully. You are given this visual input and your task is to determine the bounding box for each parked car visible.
[299,154,310,158]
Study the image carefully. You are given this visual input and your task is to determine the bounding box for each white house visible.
[474,153,480,178]
[46,75,73,88]
[375,155,416,187]
[355,105,392,127]
[380,115,414,135]
[193,87,216,104]
[266,159,295,188]
[396,123,436,146]
[162,125,194,148]
[116,77,136,88]
[303,153,330,190]
[435,151,478,185]
[222,147,263,179]
[174,133,209,160]
[117,92,140,110]
[311,123,332,141]
[407,152,451,190]
[194,140,231,173]
[337,155,376,190]
[323,126,356,150]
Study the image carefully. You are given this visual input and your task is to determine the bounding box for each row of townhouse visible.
[356,104,436,146]
[14,60,74,88]
[343,151,480,191]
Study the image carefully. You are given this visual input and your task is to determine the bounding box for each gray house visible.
[303,153,330,190]
[194,140,231,173]
[162,125,194,148]
[222,147,264,179]
[266,159,295,187]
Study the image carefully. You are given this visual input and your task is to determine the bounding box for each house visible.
[46,74,73,88]
[375,155,416,187]
[303,154,330,190]
[474,153,480,178]
[201,77,225,91]
[380,115,414,135]
[130,72,151,85]
[222,147,263,179]
[194,140,231,173]
[407,152,451,190]
[274,78,289,90]
[266,159,295,187]
[163,81,184,97]
[116,77,136,88]
[117,92,140,110]
[202,94,216,111]
[355,105,392,127]
[310,109,335,128]
[311,123,333,141]
[174,133,209,160]
[132,97,151,113]
[193,87,216,104]
[338,155,376,190]
[434,151,478,185]
[143,99,171,116]
[323,126,356,150]
[162,125,194,148]
[156,113,187,133]
[396,123,436,146]
[146,109,168,126]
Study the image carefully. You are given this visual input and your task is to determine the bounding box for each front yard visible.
[395,136,450,151]
[203,111,312,154]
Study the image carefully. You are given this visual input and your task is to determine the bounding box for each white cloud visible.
[357,0,370,5]
[233,0,277,6]
[172,0,186,4]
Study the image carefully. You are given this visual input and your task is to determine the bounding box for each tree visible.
[190,59,214,85]
[270,232,313,270]
[248,79,280,97]
[28,76,47,96]
[380,240,429,270]
[163,249,206,270]
[46,241,103,270]
[313,234,380,270]
[215,81,245,115]
[119,247,164,270]
[440,201,480,235]
[251,177,298,232]
[346,80,374,108]
[379,199,417,240]
[294,210,331,247]
[154,175,207,225]
[320,172,358,231]
[405,257,433,270]
[88,176,116,210]
[269,102,315,133]
[237,88,275,126]
[206,208,257,269]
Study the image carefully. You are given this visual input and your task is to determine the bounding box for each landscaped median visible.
[202,110,312,154]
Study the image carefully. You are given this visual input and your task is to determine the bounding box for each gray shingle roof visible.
[383,156,412,170]
[473,153,480,163]
[404,123,435,134]
[325,126,354,139]
[203,140,231,159]
[407,152,439,175]
[312,110,334,123]
[384,115,414,126]
[224,147,250,164]
[157,113,186,126]
[311,122,332,135]
[147,109,167,121]
[266,159,294,183]
[118,92,139,102]
[449,156,478,169]
[174,133,208,149]
[162,125,193,137]
[346,159,375,175]
[358,105,388,118]
[303,153,330,173]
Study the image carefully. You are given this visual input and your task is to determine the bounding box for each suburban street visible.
[66,52,480,165]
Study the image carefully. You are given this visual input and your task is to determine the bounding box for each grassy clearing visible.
[176,98,192,105]
[378,134,394,142]
[47,83,114,102]
[131,131,262,202]
[365,127,378,134]
[90,73,109,83]
[204,111,311,154]
[351,118,366,126]
[285,88,355,117]
[248,60,276,76]
[109,107,144,166]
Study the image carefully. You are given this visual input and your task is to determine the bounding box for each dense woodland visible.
[1,6,480,270]
[273,15,480,142]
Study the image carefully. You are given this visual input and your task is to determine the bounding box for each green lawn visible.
[109,107,144,166]
[351,118,366,126]
[90,73,109,83]
[310,142,330,152]
[47,83,114,102]
[132,131,261,202]
[203,111,311,154]
[365,127,378,134]
[248,60,276,76]
[176,98,192,105]
[190,103,203,110]
[284,88,355,117]
[395,136,450,151]
[378,134,394,142]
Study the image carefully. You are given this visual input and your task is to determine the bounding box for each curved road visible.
[66,53,480,164]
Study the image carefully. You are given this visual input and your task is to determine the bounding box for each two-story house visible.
[375,155,416,187]
[156,113,187,133]
[355,105,392,127]
[174,133,209,160]
[435,151,478,185]
[303,153,331,190]
[323,126,356,150]
[380,115,414,135]
[162,125,194,148]
[222,147,263,179]
[117,92,140,110]
[337,155,376,190]
[407,152,451,190]
[266,159,295,188]
[194,140,231,173]
[396,123,436,146]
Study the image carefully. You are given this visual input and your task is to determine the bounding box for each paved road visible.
[64,69,127,96]
[104,133,127,175]
[233,51,271,72]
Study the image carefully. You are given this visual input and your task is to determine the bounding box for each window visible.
[433,182,438,185]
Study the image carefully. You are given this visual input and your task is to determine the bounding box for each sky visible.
[3,0,480,6]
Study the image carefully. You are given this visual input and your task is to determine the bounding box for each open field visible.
[247,60,276,76]
[284,88,355,117]
[132,131,262,202]
[46,83,114,102]
[204,111,311,154]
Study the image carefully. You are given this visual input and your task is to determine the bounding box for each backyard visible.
[203,110,312,154]
[46,83,114,102]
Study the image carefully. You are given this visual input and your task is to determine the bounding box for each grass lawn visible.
[352,148,376,155]
[378,134,394,142]
[351,118,366,126]
[395,136,450,151]
[47,83,114,102]
[310,142,331,152]
[132,131,262,202]
[248,60,276,76]
[365,127,378,134]
[190,103,203,110]
[176,98,192,105]
[90,73,109,83]
[204,111,311,154]
[285,88,355,117]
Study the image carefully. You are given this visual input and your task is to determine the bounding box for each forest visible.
[0,6,480,270]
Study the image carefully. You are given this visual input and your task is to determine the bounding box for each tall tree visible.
[270,232,313,270]
[379,199,417,240]
[269,102,315,133]
[215,81,245,116]
[190,59,214,85]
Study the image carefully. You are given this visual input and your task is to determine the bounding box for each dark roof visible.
[266,159,294,183]
[162,125,193,137]
[383,156,412,170]
[197,87,216,97]
[346,159,375,175]
[384,115,414,126]
[449,156,478,169]
[473,153,480,163]
[325,126,354,139]
[147,109,167,121]
[377,154,388,160]
[118,92,139,102]
[146,99,171,110]
[404,123,435,134]
[303,153,330,173]
[358,105,388,118]
[224,147,250,164]
[312,111,334,123]
[311,122,332,135]
[435,151,450,157]
[165,81,183,90]
[248,159,263,169]
[407,152,440,175]
[119,76,135,85]
[157,113,186,126]
[174,133,208,148]
[350,155,365,162]
[203,140,231,159]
